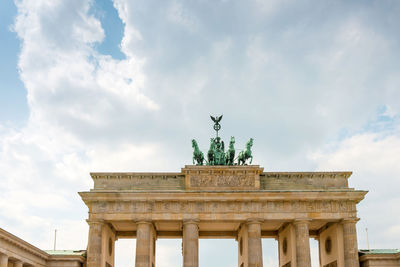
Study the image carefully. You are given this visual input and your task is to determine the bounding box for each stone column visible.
[86,220,104,267]
[293,219,311,267]
[0,254,8,267]
[246,219,263,267]
[341,218,359,267]
[136,221,154,267]
[183,220,199,267]
[14,261,23,267]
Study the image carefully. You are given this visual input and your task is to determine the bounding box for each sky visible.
[0,0,400,266]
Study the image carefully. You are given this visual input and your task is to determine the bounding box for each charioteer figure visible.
[191,115,254,165]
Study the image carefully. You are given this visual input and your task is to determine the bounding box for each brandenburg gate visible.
[79,116,367,267]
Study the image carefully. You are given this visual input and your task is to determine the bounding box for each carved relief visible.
[306,201,315,212]
[91,200,357,215]
[183,166,263,190]
[317,201,332,212]
[195,202,205,212]
[189,174,255,187]
[267,201,275,210]
[115,202,124,212]
[98,201,108,212]
[292,201,300,211]
[339,201,347,211]
[275,201,284,211]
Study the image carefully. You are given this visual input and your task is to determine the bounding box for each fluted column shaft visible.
[247,220,263,267]
[0,254,8,267]
[86,220,104,267]
[342,219,359,267]
[183,220,199,267]
[14,261,23,267]
[293,219,311,267]
[136,221,153,267]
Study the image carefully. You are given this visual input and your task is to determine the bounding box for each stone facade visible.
[80,165,369,267]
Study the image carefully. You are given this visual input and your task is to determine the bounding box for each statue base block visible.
[182,165,263,191]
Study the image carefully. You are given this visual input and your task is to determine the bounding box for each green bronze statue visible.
[210,115,223,137]
[191,115,254,166]
[213,136,225,165]
[207,138,215,165]
[192,139,204,165]
[237,138,253,165]
[225,136,235,165]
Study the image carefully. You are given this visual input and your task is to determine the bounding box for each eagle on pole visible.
[210,115,223,124]
[210,115,223,137]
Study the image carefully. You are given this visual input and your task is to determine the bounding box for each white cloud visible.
[0,0,162,250]
[156,241,182,267]
[115,239,136,267]
[14,0,158,138]
[167,1,199,33]
[252,0,291,16]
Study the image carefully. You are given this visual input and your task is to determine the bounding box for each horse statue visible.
[207,138,216,165]
[237,138,253,165]
[191,139,204,165]
[225,136,235,165]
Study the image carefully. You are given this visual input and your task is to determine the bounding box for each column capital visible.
[86,219,105,225]
[182,219,200,225]
[14,260,23,267]
[0,254,8,259]
[0,254,9,266]
[136,220,154,225]
[340,218,360,224]
[293,218,312,225]
[245,218,264,225]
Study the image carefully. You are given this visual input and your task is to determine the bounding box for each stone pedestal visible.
[293,219,311,267]
[247,220,263,267]
[183,220,199,267]
[135,221,156,267]
[183,165,263,191]
[341,218,359,267]
[0,254,8,267]
[86,220,104,267]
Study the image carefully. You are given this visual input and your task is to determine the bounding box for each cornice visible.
[359,252,400,261]
[90,172,182,180]
[89,171,352,180]
[262,171,352,179]
[79,190,367,203]
[0,228,49,260]
[47,255,86,262]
